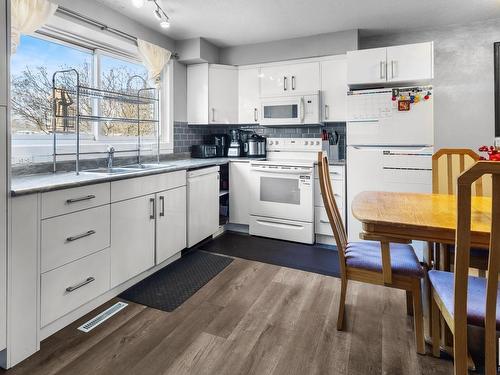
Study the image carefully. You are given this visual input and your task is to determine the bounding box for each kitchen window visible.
[10,34,171,166]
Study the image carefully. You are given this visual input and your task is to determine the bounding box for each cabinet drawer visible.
[314,179,344,207]
[111,170,186,202]
[41,205,110,273]
[314,165,344,180]
[41,183,110,219]
[41,249,110,327]
[315,207,345,236]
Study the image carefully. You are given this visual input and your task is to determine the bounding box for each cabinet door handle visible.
[66,277,95,293]
[380,61,386,79]
[291,75,296,90]
[254,108,258,122]
[159,196,165,217]
[283,76,287,91]
[391,60,397,79]
[150,197,156,219]
[66,230,96,242]
[66,195,95,204]
[211,108,215,122]
[325,104,329,120]
[320,219,330,224]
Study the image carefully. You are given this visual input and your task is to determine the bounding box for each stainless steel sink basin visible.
[83,167,143,175]
[124,163,171,169]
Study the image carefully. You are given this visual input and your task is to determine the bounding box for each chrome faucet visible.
[107,146,115,170]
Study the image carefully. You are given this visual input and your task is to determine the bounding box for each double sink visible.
[83,163,172,175]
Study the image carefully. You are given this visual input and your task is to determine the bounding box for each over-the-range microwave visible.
[260,92,320,126]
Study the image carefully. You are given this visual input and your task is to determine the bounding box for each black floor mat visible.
[199,231,340,278]
[119,251,233,312]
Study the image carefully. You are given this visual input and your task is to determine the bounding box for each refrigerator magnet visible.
[398,100,411,111]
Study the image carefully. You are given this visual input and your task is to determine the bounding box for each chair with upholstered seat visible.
[430,161,500,374]
[317,152,426,354]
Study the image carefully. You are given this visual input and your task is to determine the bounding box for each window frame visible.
[10,31,173,165]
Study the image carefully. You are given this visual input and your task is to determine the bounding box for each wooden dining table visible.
[351,190,492,349]
[351,191,492,250]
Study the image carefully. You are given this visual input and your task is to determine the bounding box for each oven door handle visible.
[251,167,312,175]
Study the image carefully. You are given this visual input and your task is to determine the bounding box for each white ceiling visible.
[96,0,500,47]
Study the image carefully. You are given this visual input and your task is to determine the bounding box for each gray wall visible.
[220,29,359,65]
[175,37,220,64]
[361,18,500,151]
[52,0,176,51]
[172,61,187,122]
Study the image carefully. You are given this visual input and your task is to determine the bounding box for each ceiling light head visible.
[131,0,144,8]
[160,20,170,28]
[154,7,162,20]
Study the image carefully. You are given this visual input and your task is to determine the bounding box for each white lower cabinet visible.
[156,186,187,264]
[41,205,110,273]
[229,161,251,225]
[110,194,156,288]
[187,167,220,247]
[314,165,346,243]
[41,249,110,327]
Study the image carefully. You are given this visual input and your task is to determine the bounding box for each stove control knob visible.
[269,140,273,145]
[304,141,309,145]
[316,141,320,146]
[275,140,279,145]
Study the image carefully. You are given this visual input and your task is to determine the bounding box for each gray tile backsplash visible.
[174,122,346,159]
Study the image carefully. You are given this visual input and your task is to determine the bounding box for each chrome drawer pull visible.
[66,195,96,204]
[66,277,95,293]
[320,219,330,224]
[66,230,96,242]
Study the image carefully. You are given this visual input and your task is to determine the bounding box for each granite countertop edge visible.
[11,157,263,197]
[11,157,345,197]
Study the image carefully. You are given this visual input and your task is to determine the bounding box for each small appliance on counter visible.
[191,144,217,158]
[240,130,252,156]
[206,134,229,157]
[247,134,267,157]
[228,129,243,157]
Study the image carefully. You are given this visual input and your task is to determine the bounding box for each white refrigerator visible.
[346,87,434,241]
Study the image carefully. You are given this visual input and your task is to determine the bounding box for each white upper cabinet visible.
[347,47,387,86]
[347,42,434,86]
[209,65,238,124]
[320,58,347,122]
[386,42,434,83]
[238,67,261,124]
[187,63,238,124]
[187,64,209,124]
[260,62,320,97]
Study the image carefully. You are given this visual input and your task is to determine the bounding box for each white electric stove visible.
[249,138,322,244]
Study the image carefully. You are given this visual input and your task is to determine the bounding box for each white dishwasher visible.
[187,166,220,247]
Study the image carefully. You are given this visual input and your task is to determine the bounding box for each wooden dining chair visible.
[430,161,500,374]
[317,152,426,354]
[432,149,490,276]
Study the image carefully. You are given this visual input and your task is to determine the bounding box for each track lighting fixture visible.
[131,0,171,29]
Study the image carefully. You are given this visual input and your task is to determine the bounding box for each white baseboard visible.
[40,252,181,340]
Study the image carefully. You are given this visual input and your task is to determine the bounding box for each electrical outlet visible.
[495,137,500,149]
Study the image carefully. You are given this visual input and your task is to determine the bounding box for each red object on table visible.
[478,145,500,161]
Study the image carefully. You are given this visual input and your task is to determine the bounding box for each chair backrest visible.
[454,161,500,373]
[432,148,488,196]
[317,152,348,272]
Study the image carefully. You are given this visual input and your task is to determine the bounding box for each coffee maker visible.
[228,129,243,157]
[206,134,229,157]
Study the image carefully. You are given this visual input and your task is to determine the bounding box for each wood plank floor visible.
[1,257,453,375]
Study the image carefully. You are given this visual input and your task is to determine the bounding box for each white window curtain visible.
[137,39,172,87]
[11,0,58,54]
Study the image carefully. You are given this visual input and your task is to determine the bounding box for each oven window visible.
[260,177,300,205]
[263,104,298,119]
